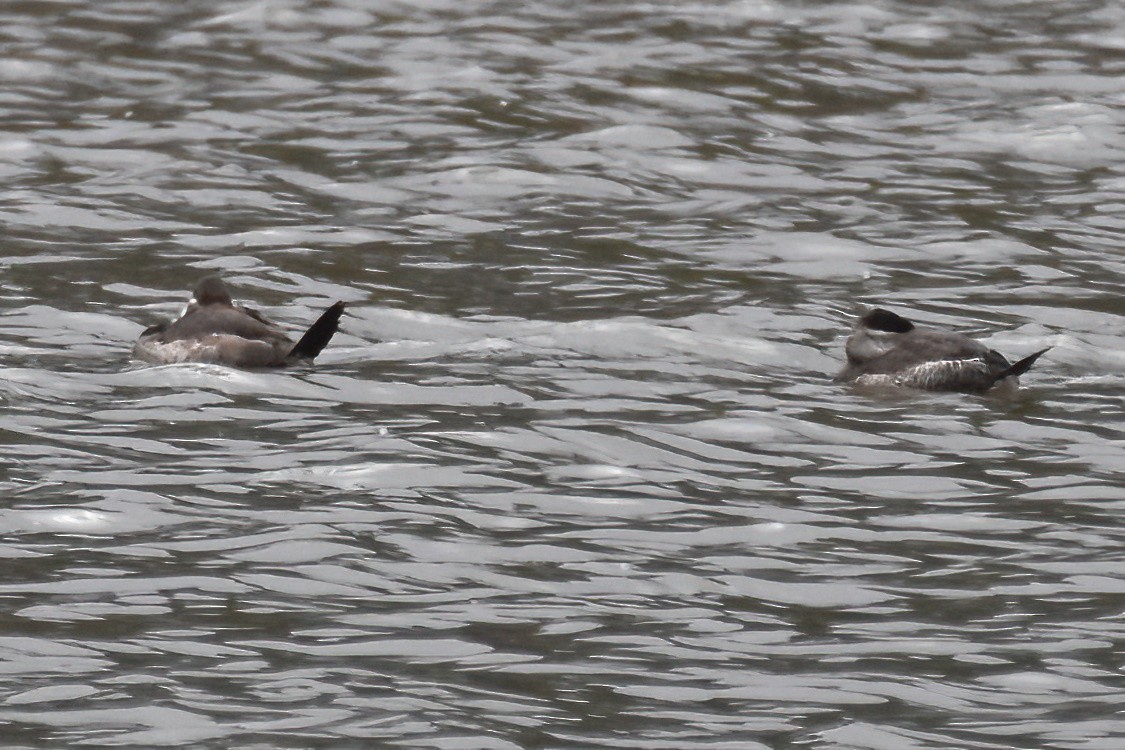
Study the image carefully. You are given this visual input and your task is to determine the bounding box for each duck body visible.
[835,308,1048,392]
[134,276,345,368]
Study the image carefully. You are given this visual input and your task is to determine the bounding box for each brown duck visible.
[835,308,1049,392]
[134,276,345,368]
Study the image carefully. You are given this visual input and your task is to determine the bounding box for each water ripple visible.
[0,0,1121,747]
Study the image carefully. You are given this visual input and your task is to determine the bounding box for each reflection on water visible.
[1,0,1122,747]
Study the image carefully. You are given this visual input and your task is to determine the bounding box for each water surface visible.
[1,1,1122,748]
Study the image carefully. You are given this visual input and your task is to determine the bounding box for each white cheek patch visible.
[846,330,901,362]
[180,296,238,318]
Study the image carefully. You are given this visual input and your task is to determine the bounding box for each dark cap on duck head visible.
[861,308,915,333]
[193,275,233,306]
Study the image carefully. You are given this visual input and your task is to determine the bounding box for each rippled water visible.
[1,0,1122,747]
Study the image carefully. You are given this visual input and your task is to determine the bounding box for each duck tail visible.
[995,347,1050,383]
[288,301,346,360]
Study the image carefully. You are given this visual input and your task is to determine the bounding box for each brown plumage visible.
[134,276,345,368]
[835,308,1049,392]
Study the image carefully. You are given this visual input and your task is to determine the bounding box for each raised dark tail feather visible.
[995,347,1050,383]
[288,301,345,360]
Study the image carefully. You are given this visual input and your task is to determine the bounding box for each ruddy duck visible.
[835,308,1049,392]
[134,276,345,368]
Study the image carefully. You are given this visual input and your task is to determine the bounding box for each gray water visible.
[1,1,1122,748]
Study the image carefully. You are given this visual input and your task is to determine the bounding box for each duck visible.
[133,275,345,368]
[835,308,1049,392]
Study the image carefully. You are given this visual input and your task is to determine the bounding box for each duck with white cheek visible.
[134,276,345,368]
[835,308,1049,393]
